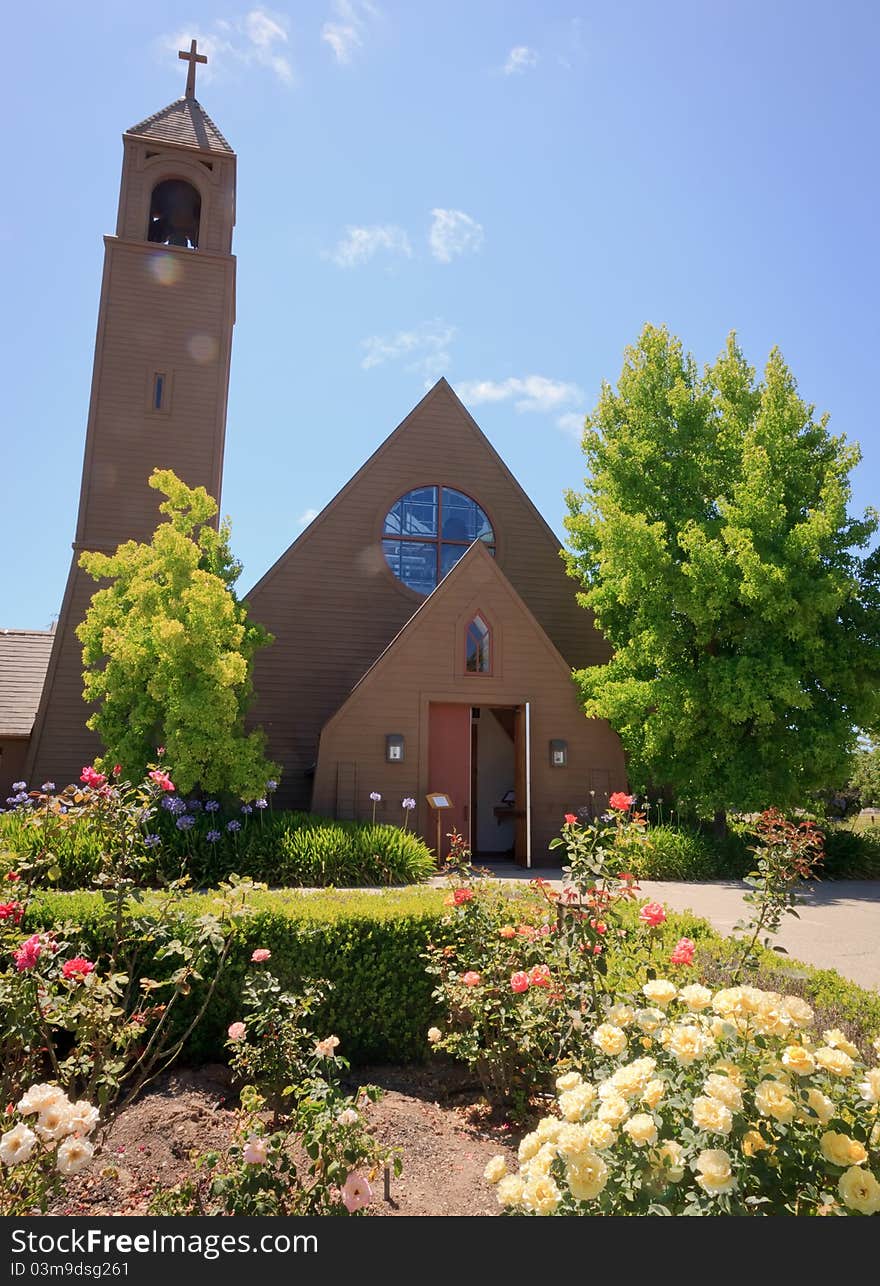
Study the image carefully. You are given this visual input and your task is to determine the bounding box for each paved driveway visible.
[469,864,880,992]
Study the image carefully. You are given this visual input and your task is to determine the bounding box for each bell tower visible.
[27,42,237,786]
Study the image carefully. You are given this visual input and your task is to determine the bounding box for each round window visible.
[382,486,495,595]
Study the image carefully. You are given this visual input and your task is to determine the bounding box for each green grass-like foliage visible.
[0,810,436,889]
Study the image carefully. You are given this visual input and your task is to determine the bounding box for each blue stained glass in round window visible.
[382,487,495,594]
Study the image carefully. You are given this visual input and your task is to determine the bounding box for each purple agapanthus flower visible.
[255,798,268,809]
[41,782,55,793]
[227,820,241,833]
[176,814,196,831]
[205,800,220,813]
[206,829,222,842]
[161,796,177,812]
[241,804,253,815]
[402,797,416,810]
[12,781,26,792]
[266,780,278,793]
[370,792,382,803]
[143,834,161,848]
[186,799,202,812]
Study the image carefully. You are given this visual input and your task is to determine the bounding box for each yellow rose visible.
[427,1026,442,1043]
[635,1008,666,1033]
[712,987,745,1018]
[802,1088,835,1126]
[815,1047,855,1078]
[592,1023,628,1057]
[838,1166,880,1215]
[597,1093,630,1127]
[558,1083,596,1122]
[606,1004,636,1028]
[609,1061,654,1099]
[712,1060,746,1089]
[694,1148,736,1195]
[565,1151,608,1202]
[523,1144,556,1178]
[496,1174,525,1207]
[753,998,792,1038]
[667,1023,715,1067]
[702,1074,743,1113]
[643,1079,666,1110]
[781,1045,816,1076]
[740,986,768,1015]
[522,1175,562,1215]
[518,1131,542,1163]
[820,1132,868,1168]
[555,1124,591,1159]
[642,980,677,1008]
[654,1140,686,1182]
[858,1068,880,1104]
[782,995,814,1028]
[623,1113,658,1147]
[710,1017,736,1041]
[823,1029,861,1060]
[741,1129,769,1157]
[535,1116,563,1143]
[483,1155,508,1184]
[754,1079,797,1124]
[692,1096,734,1136]
[678,983,713,1012]
[582,1120,616,1150]
[555,1071,582,1093]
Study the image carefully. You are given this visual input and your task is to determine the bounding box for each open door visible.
[427,703,471,861]
[513,702,532,868]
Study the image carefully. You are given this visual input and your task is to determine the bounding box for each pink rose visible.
[609,792,634,811]
[670,937,696,966]
[510,971,530,993]
[639,902,666,927]
[148,770,175,793]
[227,1021,246,1042]
[341,1172,373,1213]
[452,888,473,906]
[80,766,106,789]
[461,971,482,987]
[14,934,42,972]
[564,813,578,825]
[242,1134,268,1165]
[251,948,272,963]
[528,964,551,987]
[62,957,95,982]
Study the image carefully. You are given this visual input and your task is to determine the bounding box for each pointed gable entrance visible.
[246,379,612,812]
[311,542,626,864]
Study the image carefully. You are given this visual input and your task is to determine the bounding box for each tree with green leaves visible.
[564,324,880,827]
[850,739,880,808]
[77,469,279,799]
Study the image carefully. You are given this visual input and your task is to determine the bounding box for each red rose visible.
[62,957,95,982]
[14,934,42,972]
[0,901,24,924]
[452,888,473,906]
[528,964,551,987]
[510,971,530,993]
[608,792,634,812]
[670,937,696,966]
[5,871,20,883]
[564,813,578,825]
[639,902,666,928]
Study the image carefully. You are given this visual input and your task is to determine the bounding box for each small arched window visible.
[382,486,495,595]
[466,614,491,673]
[148,179,201,249]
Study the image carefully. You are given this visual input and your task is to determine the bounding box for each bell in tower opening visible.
[148,178,201,249]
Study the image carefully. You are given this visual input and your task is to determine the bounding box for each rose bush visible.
[486,984,880,1215]
[0,1083,99,1215]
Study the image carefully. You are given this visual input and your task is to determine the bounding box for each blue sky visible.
[3,1,878,629]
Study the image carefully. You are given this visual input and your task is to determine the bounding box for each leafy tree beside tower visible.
[564,324,880,828]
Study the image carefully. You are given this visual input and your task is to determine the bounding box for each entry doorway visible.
[427,701,531,866]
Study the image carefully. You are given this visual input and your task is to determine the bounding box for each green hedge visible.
[0,810,437,889]
[24,885,880,1068]
[25,887,448,1065]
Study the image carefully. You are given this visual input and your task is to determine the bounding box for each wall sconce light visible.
[386,734,405,763]
[550,739,567,767]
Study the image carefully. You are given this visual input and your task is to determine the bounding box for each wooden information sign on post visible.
[425,792,454,865]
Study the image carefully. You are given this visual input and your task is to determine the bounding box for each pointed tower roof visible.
[126,97,234,154]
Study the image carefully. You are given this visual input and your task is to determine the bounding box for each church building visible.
[2,46,626,864]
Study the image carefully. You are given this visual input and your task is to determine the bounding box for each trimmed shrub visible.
[0,809,436,889]
[821,824,880,880]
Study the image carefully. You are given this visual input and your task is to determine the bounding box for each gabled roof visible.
[0,630,54,738]
[126,98,234,155]
[326,539,575,728]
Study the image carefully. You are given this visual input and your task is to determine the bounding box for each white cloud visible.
[556,411,587,439]
[322,1,381,64]
[162,9,293,86]
[360,320,456,383]
[455,375,584,416]
[503,45,538,75]
[428,209,484,263]
[297,507,319,527]
[326,224,412,268]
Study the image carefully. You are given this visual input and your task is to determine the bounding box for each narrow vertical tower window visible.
[466,614,491,673]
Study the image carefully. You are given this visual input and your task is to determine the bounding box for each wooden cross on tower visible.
[179,39,207,99]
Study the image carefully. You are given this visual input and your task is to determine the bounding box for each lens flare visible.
[188,333,219,363]
[148,253,182,286]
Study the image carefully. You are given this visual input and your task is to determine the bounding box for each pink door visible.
[428,703,471,860]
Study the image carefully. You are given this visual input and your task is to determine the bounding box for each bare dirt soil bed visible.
[51,1063,518,1218]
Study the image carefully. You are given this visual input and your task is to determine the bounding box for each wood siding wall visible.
[311,542,626,862]
[247,381,613,811]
